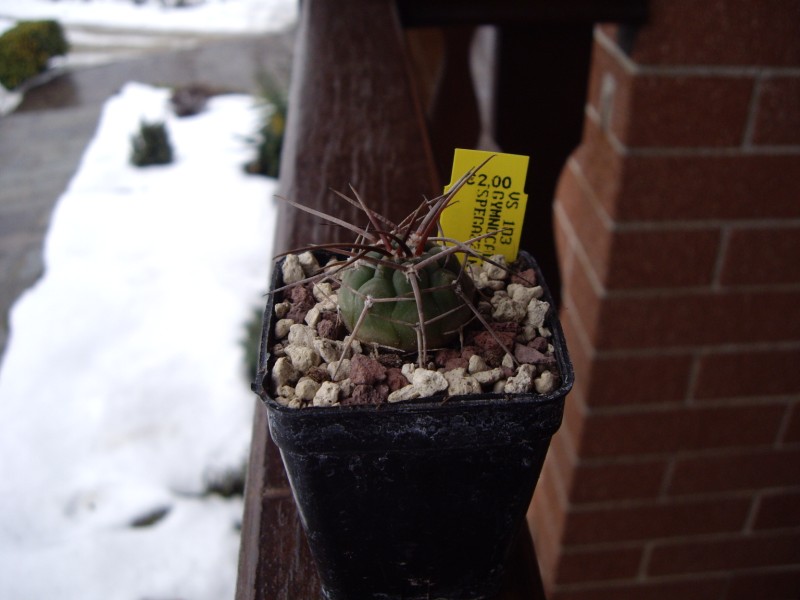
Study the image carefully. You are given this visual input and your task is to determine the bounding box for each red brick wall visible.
[529,2,800,598]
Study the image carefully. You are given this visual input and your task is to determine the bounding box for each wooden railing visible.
[236,1,647,598]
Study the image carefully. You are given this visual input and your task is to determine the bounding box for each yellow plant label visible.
[441,148,529,263]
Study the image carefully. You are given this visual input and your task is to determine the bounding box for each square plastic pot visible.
[253,250,573,600]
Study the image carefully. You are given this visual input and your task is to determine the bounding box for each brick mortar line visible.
[563,154,617,233]
[598,280,800,300]
[585,103,800,157]
[582,109,800,232]
[585,394,796,416]
[638,542,654,582]
[594,26,800,78]
[553,564,800,594]
[742,73,765,147]
[552,201,607,298]
[685,348,705,407]
[577,449,800,468]
[775,401,796,448]
[610,218,800,234]
[743,493,762,534]
[560,525,800,554]
[568,484,795,513]
[589,338,800,361]
[553,396,581,469]
[658,455,678,497]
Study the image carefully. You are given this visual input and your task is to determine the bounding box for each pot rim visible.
[254,249,574,415]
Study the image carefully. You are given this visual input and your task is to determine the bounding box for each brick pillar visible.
[529,2,800,599]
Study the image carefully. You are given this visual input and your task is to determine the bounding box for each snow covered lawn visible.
[0,0,298,35]
[0,82,277,600]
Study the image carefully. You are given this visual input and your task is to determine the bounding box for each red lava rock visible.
[377,353,404,369]
[444,357,469,371]
[435,348,461,368]
[286,283,315,323]
[511,268,537,286]
[473,330,516,353]
[290,283,315,308]
[386,367,409,392]
[482,347,505,367]
[493,321,520,334]
[316,313,344,339]
[304,366,331,383]
[343,383,389,405]
[459,346,479,362]
[514,343,556,366]
[286,306,309,323]
[529,337,548,352]
[349,354,387,385]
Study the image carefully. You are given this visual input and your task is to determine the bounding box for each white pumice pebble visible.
[483,255,508,280]
[304,306,321,327]
[502,353,515,369]
[519,324,538,343]
[411,368,448,397]
[444,368,481,395]
[504,364,536,394]
[288,323,317,347]
[278,384,295,397]
[298,251,320,276]
[492,380,507,393]
[473,367,504,386]
[401,362,416,382]
[313,338,342,364]
[526,299,550,328]
[274,318,294,339]
[281,253,305,284]
[272,357,299,388]
[467,354,488,374]
[338,378,354,398]
[295,377,321,402]
[342,336,362,356]
[284,345,320,372]
[534,370,556,394]
[388,385,421,403]
[312,282,337,309]
[313,381,340,407]
[490,295,527,322]
[274,301,290,318]
[507,283,542,305]
[327,358,351,381]
[475,272,504,291]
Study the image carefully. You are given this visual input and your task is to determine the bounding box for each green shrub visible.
[244,73,287,178]
[0,20,69,90]
[130,121,174,167]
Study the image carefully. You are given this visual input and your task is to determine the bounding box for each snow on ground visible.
[0,82,277,600]
[0,0,298,112]
[0,0,298,35]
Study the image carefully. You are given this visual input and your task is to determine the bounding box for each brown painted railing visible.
[235,1,647,598]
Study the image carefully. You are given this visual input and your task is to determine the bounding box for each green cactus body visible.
[338,246,475,351]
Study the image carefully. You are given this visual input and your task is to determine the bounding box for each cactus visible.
[338,244,475,352]
[276,157,523,366]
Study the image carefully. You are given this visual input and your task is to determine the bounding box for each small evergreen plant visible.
[130,121,173,167]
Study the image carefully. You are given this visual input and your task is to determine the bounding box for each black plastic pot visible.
[254,251,573,600]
